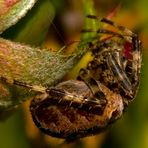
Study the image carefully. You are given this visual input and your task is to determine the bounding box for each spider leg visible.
[100,17,142,54]
[0,76,84,104]
[86,14,142,51]
[0,76,106,115]
[125,35,142,96]
[100,18,133,36]
[78,68,107,105]
[0,76,47,93]
[85,15,142,97]
[86,14,134,37]
[106,51,134,100]
[82,28,124,39]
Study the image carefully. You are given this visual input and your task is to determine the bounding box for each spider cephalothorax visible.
[78,15,142,106]
[1,15,142,141]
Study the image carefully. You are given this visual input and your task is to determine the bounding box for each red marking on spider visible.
[124,41,133,59]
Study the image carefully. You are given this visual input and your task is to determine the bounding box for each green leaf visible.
[0,0,38,34]
[1,0,55,46]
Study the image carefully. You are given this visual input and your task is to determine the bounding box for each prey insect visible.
[1,15,142,141]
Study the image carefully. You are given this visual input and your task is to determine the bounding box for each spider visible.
[1,15,142,141]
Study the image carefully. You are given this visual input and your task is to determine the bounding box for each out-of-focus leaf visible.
[0,0,38,34]
[0,108,30,148]
[1,0,55,46]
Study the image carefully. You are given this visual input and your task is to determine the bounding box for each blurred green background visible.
[0,0,148,148]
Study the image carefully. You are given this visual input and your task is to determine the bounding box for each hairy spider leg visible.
[94,31,141,101]
[86,15,134,36]
[127,35,142,96]
[82,28,124,39]
[77,63,107,106]
[0,76,48,93]
[100,17,142,97]
[84,15,142,101]
[107,40,141,103]
[106,51,133,98]
[86,15,141,44]
[0,76,106,115]
[80,40,133,101]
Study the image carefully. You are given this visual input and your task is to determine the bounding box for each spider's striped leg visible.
[124,35,142,96]
[100,17,142,51]
[82,28,124,39]
[0,77,47,93]
[77,68,107,105]
[0,76,106,115]
[86,15,134,36]
[85,15,142,97]
[106,51,134,102]
[100,18,133,35]
[86,15,140,42]
[101,18,142,96]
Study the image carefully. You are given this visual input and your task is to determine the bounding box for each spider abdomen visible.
[30,80,124,139]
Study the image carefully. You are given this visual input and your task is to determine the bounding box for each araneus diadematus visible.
[1,15,142,141]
